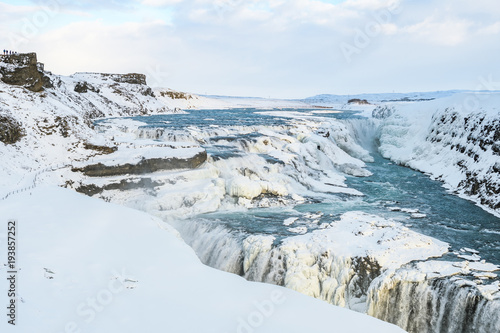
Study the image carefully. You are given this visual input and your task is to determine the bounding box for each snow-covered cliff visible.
[375,93,500,215]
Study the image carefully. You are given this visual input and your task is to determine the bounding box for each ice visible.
[288,226,308,234]
[462,247,480,254]
[457,253,481,261]
[283,217,299,226]
[401,208,419,213]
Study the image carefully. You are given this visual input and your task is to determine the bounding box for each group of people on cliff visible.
[2,50,18,56]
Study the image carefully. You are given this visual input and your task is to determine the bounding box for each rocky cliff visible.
[376,94,500,215]
[0,52,52,92]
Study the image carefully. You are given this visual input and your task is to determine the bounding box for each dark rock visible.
[74,81,100,94]
[141,87,155,97]
[372,106,395,119]
[348,98,370,105]
[75,178,162,196]
[108,73,147,85]
[493,143,500,155]
[0,114,24,144]
[0,53,49,92]
[83,143,118,154]
[351,256,382,298]
[75,184,103,196]
[72,150,207,177]
[159,90,193,100]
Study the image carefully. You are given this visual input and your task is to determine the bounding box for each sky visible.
[1,0,500,98]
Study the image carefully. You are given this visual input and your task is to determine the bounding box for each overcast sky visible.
[1,0,500,98]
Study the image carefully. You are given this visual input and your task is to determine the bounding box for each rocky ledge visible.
[72,150,207,177]
[0,53,52,92]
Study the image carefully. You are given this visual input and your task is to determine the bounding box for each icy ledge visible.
[0,187,405,333]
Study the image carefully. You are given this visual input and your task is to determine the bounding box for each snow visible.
[154,88,311,110]
[283,217,298,226]
[282,212,449,270]
[0,186,405,333]
[287,226,308,234]
[374,92,500,216]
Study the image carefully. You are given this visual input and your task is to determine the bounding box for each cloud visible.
[140,0,184,6]
[478,21,500,35]
[401,16,473,46]
[1,0,499,97]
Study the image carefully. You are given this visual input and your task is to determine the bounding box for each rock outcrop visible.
[72,150,207,177]
[0,114,24,144]
[74,72,147,85]
[0,53,51,92]
[74,81,100,94]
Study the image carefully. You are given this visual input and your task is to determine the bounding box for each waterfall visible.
[173,215,500,333]
[368,272,500,333]
[90,110,500,333]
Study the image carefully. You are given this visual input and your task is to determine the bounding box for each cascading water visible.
[92,108,500,333]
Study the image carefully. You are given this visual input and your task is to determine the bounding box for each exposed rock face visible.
[0,53,51,92]
[74,81,100,94]
[83,143,117,154]
[0,114,24,144]
[75,72,147,85]
[75,178,162,196]
[159,90,193,100]
[372,106,395,119]
[427,110,500,210]
[72,150,207,177]
[111,73,147,85]
[348,98,370,105]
